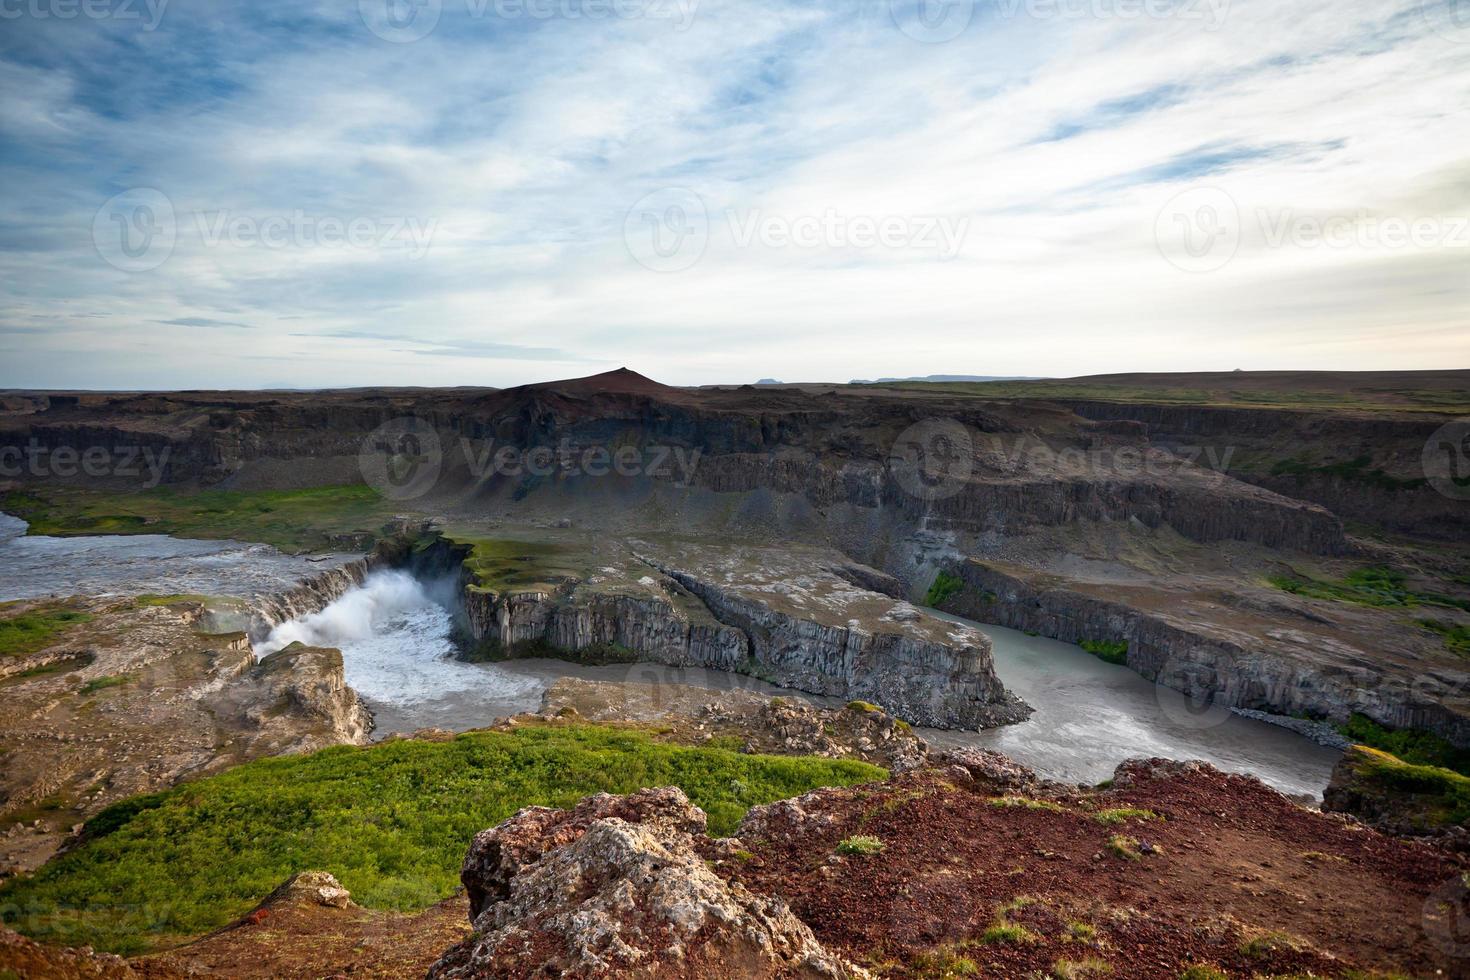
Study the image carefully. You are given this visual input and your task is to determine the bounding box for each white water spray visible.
[255,570,538,711]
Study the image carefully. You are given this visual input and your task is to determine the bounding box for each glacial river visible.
[252,568,1341,798]
[0,515,1341,798]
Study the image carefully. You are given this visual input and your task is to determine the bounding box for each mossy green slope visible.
[0,723,883,954]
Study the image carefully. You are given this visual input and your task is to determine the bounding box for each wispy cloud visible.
[0,0,1465,388]
[153,317,252,329]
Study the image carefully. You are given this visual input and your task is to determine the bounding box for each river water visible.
[0,512,351,601]
[253,569,1340,797]
[0,514,1341,798]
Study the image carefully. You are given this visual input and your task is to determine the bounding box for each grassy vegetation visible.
[835,834,885,856]
[0,723,883,954]
[988,796,1067,813]
[924,570,964,608]
[1347,746,1470,827]
[1337,714,1470,776]
[1053,958,1112,979]
[1092,807,1158,825]
[1270,455,1427,491]
[979,922,1039,945]
[0,605,92,658]
[1,485,394,552]
[78,674,130,695]
[1177,966,1229,980]
[854,378,1470,414]
[1079,639,1129,665]
[1268,566,1470,613]
[909,945,979,977]
[1420,619,1470,657]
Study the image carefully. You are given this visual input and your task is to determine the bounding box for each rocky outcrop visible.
[430,787,867,979]
[655,563,1030,730]
[253,871,354,912]
[539,677,929,770]
[1322,746,1470,850]
[207,643,372,752]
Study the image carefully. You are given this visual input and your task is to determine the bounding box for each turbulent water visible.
[0,512,350,602]
[255,570,544,734]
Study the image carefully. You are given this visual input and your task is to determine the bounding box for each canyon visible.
[0,367,1466,977]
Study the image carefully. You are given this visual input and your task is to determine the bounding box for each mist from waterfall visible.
[254,570,539,725]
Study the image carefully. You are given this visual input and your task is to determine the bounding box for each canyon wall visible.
[947,561,1470,747]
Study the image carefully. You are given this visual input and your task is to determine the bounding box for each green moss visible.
[847,700,882,714]
[835,834,885,855]
[924,571,964,608]
[1337,714,1470,776]
[1268,566,1470,613]
[1079,639,1128,665]
[1,485,391,553]
[0,723,882,954]
[0,606,92,658]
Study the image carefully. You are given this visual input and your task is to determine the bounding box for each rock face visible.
[444,536,1029,731]
[950,560,1470,747]
[430,787,866,979]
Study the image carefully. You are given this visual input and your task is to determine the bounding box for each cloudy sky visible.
[1,0,1466,389]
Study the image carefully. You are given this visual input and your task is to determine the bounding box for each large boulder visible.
[429,787,867,979]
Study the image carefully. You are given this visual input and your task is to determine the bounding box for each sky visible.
[0,0,1467,390]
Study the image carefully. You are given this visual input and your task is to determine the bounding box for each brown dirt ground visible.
[713,762,1466,978]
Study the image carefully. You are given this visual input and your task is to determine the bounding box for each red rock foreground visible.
[4,752,1465,978]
